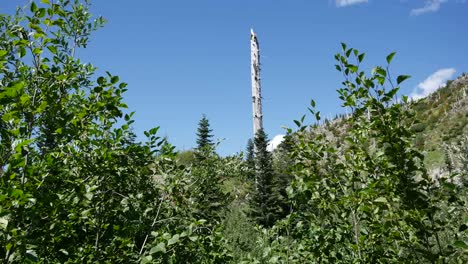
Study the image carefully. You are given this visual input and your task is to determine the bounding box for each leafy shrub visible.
[0,1,232,263]
[248,44,468,263]
[412,122,427,133]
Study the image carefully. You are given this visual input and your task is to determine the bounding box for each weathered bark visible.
[251,29,263,137]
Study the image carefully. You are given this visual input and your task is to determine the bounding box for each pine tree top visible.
[196,114,214,149]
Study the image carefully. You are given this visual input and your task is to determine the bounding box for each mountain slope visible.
[411,74,468,169]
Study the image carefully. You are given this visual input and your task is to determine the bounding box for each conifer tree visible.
[250,129,282,227]
[246,138,254,163]
[192,115,227,220]
[246,138,255,179]
[196,114,214,150]
[271,136,293,217]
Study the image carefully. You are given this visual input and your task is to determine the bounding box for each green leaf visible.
[25,249,38,260]
[31,2,38,13]
[97,76,105,85]
[93,86,103,93]
[385,88,399,99]
[162,232,171,240]
[19,46,26,58]
[0,217,8,230]
[41,0,50,4]
[397,75,411,85]
[20,93,30,105]
[453,240,468,249]
[386,52,396,64]
[347,64,358,73]
[37,8,46,18]
[1,82,25,98]
[341,42,347,52]
[402,95,409,103]
[149,242,166,254]
[374,197,388,203]
[29,23,44,34]
[111,76,119,84]
[269,256,280,263]
[11,189,24,199]
[0,50,7,57]
[358,53,365,63]
[310,99,316,108]
[167,234,179,246]
[32,47,42,55]
[148,127,159,135]
[35,100,48,113]
[47,45,57,54]
[140,256,153,264]
[375,67,387,77]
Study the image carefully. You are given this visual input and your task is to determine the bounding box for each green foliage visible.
[196,114,214,150]
[190,149,231,222]
[221,203,263,262]
[409,76,468,169]
[0,1,232,263]
[250,129,286,227]
[0,1,465,263]
[249,45,467,263]
[245,138,255,180]
[175,149,196,167]
[447,135,468,186]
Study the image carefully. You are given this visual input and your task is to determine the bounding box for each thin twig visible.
[139,196,164,255]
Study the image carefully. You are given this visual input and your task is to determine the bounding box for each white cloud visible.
[267,135,285,152]
[335,0,368,7]
[410,68,456,100]
[410,0,448,16]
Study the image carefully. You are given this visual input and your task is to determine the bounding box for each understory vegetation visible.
[0,1,467,263]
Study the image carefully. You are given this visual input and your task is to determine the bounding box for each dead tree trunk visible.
[251,29,263,138]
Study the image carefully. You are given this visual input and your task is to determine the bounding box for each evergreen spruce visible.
[250,129,281,227]
[196,114,214,150]
[192,115,227,220]
[246,138,255,179]
[271,135,293,217]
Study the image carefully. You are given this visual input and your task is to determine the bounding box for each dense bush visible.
[246,45,468,263]
[0,1,231,262]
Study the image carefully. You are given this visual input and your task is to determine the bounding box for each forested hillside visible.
[317,74,468,177]
[0,1,466,263]
[411,75,468,170]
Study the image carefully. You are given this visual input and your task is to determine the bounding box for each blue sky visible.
[2,0,468,155]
